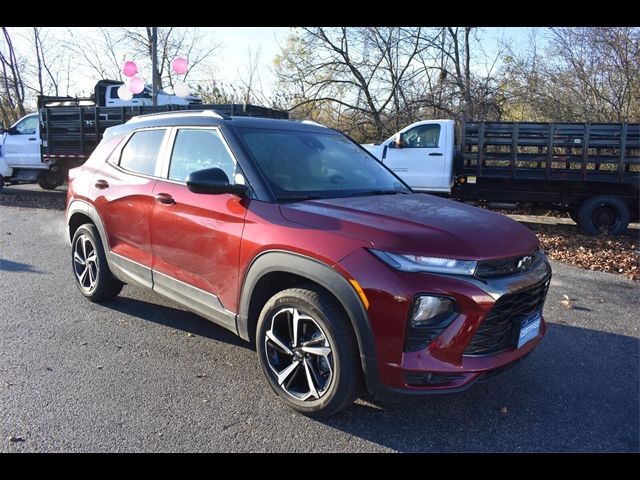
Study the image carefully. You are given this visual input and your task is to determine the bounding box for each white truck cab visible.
[103,84,200,107]
[362,119,456,192]
[0,113,46,188]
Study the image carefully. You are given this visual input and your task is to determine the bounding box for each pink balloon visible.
[172,57,188,75]
[128,76,145,94]
[122,60,138,77]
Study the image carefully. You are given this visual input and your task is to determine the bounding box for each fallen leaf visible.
[560,295,574,309]
[9,436,25,443]
[499,406,508,414]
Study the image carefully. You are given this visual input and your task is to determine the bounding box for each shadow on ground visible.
[0,258,44,273]
[105,295,249,349]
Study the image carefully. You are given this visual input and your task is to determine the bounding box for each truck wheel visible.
[256,285,362,418]
[71,224,123,301]
[577,195,630,236]
[38,171,64,190]
[38,177,62,190]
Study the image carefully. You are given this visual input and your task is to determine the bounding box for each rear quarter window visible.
[119,129,166,176]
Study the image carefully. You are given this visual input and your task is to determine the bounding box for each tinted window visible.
[15,115,38,135]
[168,129,236,182]
[110,87,120,99]
[238,128,409,200]
[402,124,440,148]
[119,129,165,176]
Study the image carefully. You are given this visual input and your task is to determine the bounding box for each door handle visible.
[428,152,443,156]
[28,138,37,141]
[94,179,109,189]
[154,193,175,205]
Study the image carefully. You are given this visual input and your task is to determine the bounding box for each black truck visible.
[35,99,288,189]
[364,120,639,235]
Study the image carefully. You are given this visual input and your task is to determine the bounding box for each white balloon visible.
[117,84,133,100]
[173,81,189,97]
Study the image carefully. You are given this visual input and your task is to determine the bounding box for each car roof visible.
[108,110,330,136]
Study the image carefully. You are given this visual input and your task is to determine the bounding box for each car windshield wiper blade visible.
[346,189,408,197]
[278,194,322,203]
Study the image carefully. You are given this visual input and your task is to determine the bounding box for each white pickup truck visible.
[362,119,639,235]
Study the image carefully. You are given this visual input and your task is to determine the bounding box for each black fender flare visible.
[236,250,380,386]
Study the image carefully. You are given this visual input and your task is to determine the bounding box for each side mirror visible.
[0,124,5,135]
[394,133,403,149]
[186,167,248,196]
[6,126,17,135]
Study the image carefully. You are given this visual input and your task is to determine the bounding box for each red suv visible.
[66,111,551,416]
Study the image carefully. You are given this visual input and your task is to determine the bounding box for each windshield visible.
[237,127,410,201]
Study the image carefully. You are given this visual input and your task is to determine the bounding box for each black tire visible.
[256,285,362,417]
[38,171,64,190]
[71,223,123,302]
[577,195,630,236]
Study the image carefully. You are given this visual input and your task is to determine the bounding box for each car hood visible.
[279,193,538,260]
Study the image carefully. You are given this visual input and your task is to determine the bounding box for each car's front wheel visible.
[71,224,123,302]
[256,286,362,417]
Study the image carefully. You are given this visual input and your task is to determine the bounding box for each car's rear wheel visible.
[71,224,123,301]
[256,286,361,417]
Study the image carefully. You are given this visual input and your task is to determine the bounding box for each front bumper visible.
[338,250,552,399]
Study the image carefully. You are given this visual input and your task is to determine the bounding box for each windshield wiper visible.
[278,194,322,203]
[346,189,409,198]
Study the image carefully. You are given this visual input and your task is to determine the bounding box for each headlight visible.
[369,249,477,276]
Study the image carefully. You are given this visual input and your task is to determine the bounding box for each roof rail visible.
[199,109,228,120]
[292,119,327,128]
[128,108,229,123]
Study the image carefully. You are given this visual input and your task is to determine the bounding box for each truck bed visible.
[459,122,640,184]
[40,103,289,158]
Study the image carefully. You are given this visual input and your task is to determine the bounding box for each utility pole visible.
[151,26,158,106]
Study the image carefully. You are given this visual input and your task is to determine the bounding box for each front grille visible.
[464,276,550,356]
[475,251,538,278]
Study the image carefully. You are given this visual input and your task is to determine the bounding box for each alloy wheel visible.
[264,307,334,401]
[73,234,99,293]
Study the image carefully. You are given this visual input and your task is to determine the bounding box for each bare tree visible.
[274,27,506,142]
[116,27,221,90]
[238,46,264,104]
[66,27,123,84]
[409,27,504,123]
[500,27,640,122]
[32,27,60,96]
[275,27,434,141]
[0,27,26,124]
